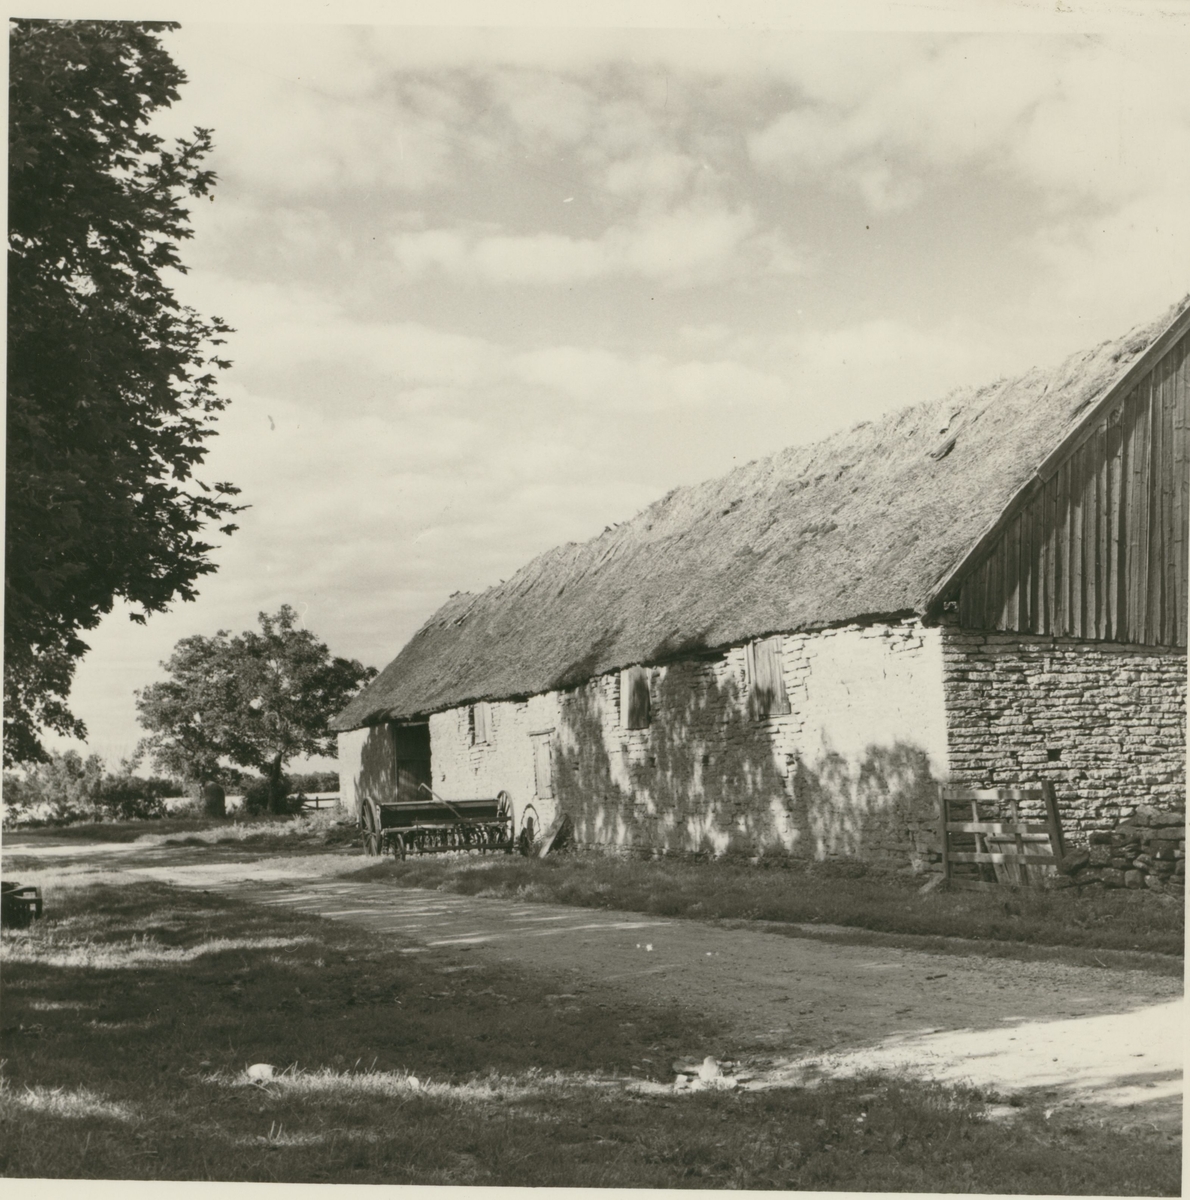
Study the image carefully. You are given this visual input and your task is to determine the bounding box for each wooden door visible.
[397,758,431,803]
[531,731,554,799]
[394,723,432,804]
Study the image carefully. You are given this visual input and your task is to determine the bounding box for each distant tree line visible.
[1,601,369,826]
[1,751,342,828]
[2,751,179,825]
[287,771,341,795]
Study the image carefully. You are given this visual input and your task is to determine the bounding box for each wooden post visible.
[971,798,994,882]
[939,785,952,882]
[1042,780,1066,861]
[1009,798,1028,887]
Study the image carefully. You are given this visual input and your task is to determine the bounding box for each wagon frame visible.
[361,786,519,859]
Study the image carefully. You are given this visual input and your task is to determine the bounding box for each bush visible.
[242,773,304,816]
[3,753,91,825]
[95,769,176,821]
[1,751,183,826]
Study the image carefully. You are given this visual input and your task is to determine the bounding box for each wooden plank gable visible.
[953,326,1190,647]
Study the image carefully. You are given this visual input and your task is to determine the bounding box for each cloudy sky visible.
[44,3,1190,770]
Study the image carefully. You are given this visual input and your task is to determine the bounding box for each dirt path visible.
[122,854,1184,1128]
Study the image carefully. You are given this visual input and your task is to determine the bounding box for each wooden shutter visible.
[746,636,790,719]
[621,665,650,729]
[531,732,554,799]
[471,702,490,745]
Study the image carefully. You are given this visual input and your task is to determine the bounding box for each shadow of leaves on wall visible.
[555,659,940,865]
[356,724,398,809]
[794,743,938,864]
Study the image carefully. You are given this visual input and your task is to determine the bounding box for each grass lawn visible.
[2,810,360,847]
[0,870,1181,1190]
[345,849,1186,960]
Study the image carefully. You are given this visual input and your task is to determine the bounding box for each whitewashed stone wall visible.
[429,692,563,836]
[423,617,948,866]
[337,726,367,820]
[340,618,950,865]
[941,617,1187,838]
[787,621,949,865]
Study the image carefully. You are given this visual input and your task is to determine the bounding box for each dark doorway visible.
[393,723,432,803]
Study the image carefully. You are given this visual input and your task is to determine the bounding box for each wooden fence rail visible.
[939,782,1066,889]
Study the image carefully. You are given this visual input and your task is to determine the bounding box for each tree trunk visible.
[267,753,285,813]
[201,780,226,818]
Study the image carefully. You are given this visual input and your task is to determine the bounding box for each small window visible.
[746,636,791,720]
[531,731,554,799]
[620,665,651,730]
[469,702,491,746]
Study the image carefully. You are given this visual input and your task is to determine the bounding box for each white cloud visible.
[387,205,802,286]
[164,25,1190,215]
[184,277,507,386]
[488,69,599,147]
[1017,194,1190,343]
[602,149,699,198]
[162,27,466,197]
[750,34,1190,210]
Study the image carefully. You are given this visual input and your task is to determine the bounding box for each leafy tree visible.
[131,629,227,786]
[6,19,241,765]
[136,605,376,812]
[241,773,297,816]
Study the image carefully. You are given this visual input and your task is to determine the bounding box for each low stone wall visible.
[1054,805,1186,895]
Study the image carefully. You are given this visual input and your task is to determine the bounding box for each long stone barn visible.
[332,296,1189,870]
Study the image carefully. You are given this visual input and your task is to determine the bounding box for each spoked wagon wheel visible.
[518,803,540,857]
[496,791,513,852]
[361,803,381,857]
[392,831,407,861]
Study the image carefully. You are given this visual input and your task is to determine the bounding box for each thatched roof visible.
[333,297,1189,731]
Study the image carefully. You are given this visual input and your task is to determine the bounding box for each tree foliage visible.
[1,750,178,826]
[5,19,241,765]
[136,606,375,811]
[287,770,340,795]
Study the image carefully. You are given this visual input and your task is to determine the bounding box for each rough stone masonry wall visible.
[941,616,1187,840]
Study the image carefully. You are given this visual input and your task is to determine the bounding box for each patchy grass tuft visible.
[3,809,357,849]
[4,815,252,844]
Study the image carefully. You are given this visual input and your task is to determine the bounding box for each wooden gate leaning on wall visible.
[939,783,1067,889]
